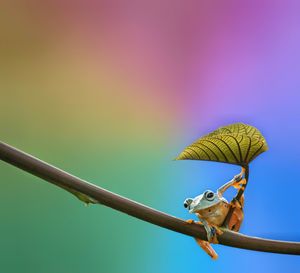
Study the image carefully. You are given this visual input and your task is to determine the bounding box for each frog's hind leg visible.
[194,238,218,260]
[186,219,220,259]
[228,194,244,232]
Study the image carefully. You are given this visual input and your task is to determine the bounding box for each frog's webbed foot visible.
[233,173,243,182]
[232,179,247,191]
[186,219,205,227]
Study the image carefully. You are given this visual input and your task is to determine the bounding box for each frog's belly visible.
[196,201,230,226]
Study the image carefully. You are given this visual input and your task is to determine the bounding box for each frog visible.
[184,167,246,259]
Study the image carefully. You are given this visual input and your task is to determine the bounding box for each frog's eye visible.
[183,198,193,208]
[205,191,215,201]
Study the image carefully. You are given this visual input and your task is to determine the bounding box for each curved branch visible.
[0,141,299,255]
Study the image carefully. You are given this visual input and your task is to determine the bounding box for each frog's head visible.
[183,190,222,213]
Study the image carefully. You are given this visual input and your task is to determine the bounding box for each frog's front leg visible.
[217,167,246,198]
[233,166,246,182]
[188,219,222,242]
[185,219,221,243]
[200,218,223,244]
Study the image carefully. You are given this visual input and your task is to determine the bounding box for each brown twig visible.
[0,141,299,255]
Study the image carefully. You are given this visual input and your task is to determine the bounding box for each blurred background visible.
[1,1,300,273]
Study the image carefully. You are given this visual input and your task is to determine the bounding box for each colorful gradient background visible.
[1,1,300,273]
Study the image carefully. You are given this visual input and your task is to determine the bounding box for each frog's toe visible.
[233,173,243,182]
[233,167,246,183]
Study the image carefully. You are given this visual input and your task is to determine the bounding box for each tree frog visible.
[184,167,246,259]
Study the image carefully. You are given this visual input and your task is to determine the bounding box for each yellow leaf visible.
[176,123,268,166]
